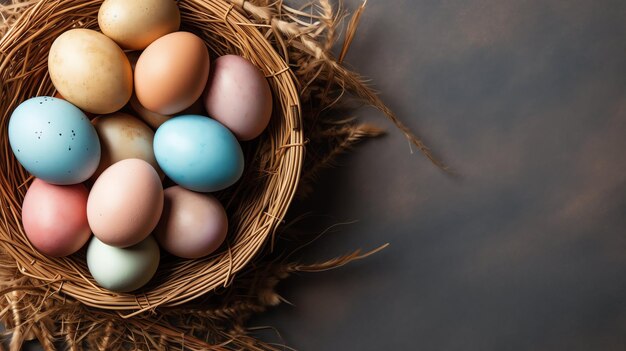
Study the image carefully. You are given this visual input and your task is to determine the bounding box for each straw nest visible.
[0,0,439,349]
[0,0,303,314]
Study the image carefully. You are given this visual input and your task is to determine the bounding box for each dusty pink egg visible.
[203,55,272,141]
[154,186,227,259]
[21,179,91,257]
[88,158,163,248]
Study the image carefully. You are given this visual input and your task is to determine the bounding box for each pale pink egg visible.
[154,186,227,259]
[203,55,273,141]
[87,158,163,248]
[21,179,91,257]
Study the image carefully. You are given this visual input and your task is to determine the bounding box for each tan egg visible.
[134,32,210,115]
[98,0,180,50]
[92,112,163,179]
[48,29,133,114]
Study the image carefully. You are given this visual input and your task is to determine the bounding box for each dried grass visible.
[0,0,439,349]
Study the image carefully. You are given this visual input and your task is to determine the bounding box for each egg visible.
[98,0,180,50]
[21,179,91,257]
[87,236,160,292]
[203,55,273,140]
[92,112,162,179]
[8,96,101,184]
[155,186,228,258]
[134,32,210,115]
[153,115,244,192]
[88,158,163,248]
[48,28,133,114]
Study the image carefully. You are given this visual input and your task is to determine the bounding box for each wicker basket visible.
[0,0,303,316]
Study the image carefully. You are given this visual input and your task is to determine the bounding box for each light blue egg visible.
[154,115,244,192]
[8,96,101,184]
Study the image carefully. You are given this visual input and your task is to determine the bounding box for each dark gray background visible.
[12,0,626,349]
[253,0,626,350]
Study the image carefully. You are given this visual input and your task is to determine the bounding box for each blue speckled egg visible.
[8,96,101,184]
[153,115,244,192]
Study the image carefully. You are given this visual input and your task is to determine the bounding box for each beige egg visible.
[98,0,180,50]
[92,112,163,179]
[48,29,133,115]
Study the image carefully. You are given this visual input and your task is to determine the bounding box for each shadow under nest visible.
[0,0,438,349]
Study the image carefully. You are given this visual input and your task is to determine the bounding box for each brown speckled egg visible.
[48,29,133,115]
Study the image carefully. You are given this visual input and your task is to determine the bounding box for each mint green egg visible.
[86,236,160,292]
